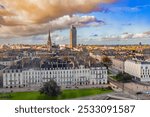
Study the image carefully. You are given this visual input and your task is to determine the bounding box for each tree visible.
[115,72,132,82]
[101,56,112,68]
[40,80,61,97]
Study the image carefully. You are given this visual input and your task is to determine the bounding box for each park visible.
[0,88,112,100]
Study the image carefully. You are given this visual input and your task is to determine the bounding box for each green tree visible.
[115,72,132,82]
[40,80,61,97]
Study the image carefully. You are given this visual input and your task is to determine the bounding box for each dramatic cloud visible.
[0,15,104,38]
[0,0,114,25]
[0,0,115,39]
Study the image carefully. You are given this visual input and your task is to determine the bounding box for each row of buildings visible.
[111,59,150,82]
[0,26,106,89]
[2,65,107,88]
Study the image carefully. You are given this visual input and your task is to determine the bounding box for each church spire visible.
[47,29,52,51]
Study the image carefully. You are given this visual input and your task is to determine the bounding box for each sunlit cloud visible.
[0,0,114,25]
[0,15,104,38]
[0,0,115,39]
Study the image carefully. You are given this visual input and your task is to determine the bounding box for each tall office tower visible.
[70,25,77,48]
[47,30,52,52]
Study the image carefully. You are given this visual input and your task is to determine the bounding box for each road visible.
[73,92,135,100]
[108,77,150,100]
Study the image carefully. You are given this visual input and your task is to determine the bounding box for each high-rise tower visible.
[47,30,52,52]
[70,25,77,48]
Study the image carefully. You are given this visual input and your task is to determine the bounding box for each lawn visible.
[0,88,112,100]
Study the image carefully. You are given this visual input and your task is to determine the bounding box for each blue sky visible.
[75,0,150,45]
[49,0,150,45]
[0,0,150,45]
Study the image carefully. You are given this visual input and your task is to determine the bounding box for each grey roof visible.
[0,64,6,70]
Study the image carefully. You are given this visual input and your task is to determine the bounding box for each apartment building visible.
[125,60,150,82]
[2,65,107,88]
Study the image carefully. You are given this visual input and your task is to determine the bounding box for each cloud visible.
[144,31,150,35]
[0,0,114,25]
[0,7,14,18]
[106,5,150,13]
[114,7,140,12]
[0,4,5,9]
[0,15,104,38]
[121,32,150,39]
[90,34,99,37]
[52,34,67,43]
[0,0,115,39]
[122,23,132,26]
[101,31,150,41]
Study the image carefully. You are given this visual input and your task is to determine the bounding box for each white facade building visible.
[2,65,107,88]
[125,60,150,82]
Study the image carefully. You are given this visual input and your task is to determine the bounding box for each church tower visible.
[47,30,52,52]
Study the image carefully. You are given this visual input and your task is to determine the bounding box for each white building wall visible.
[2,66,107,88]
[125,60,141,78]
[3,70,23,88]
[140,64,150,82]
[125,60,150,82]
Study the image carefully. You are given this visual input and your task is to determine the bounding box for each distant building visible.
[70,25,77,48]
[125,60,150,82]
[139,42,142,46]
[47,30,52,52]
[2,65,107,88]
[23,51,36,58]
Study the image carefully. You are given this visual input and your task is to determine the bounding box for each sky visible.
[0,0,150,45]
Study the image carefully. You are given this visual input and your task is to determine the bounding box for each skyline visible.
[0,0,150,45]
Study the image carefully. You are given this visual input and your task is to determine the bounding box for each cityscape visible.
[0,0,150,100]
